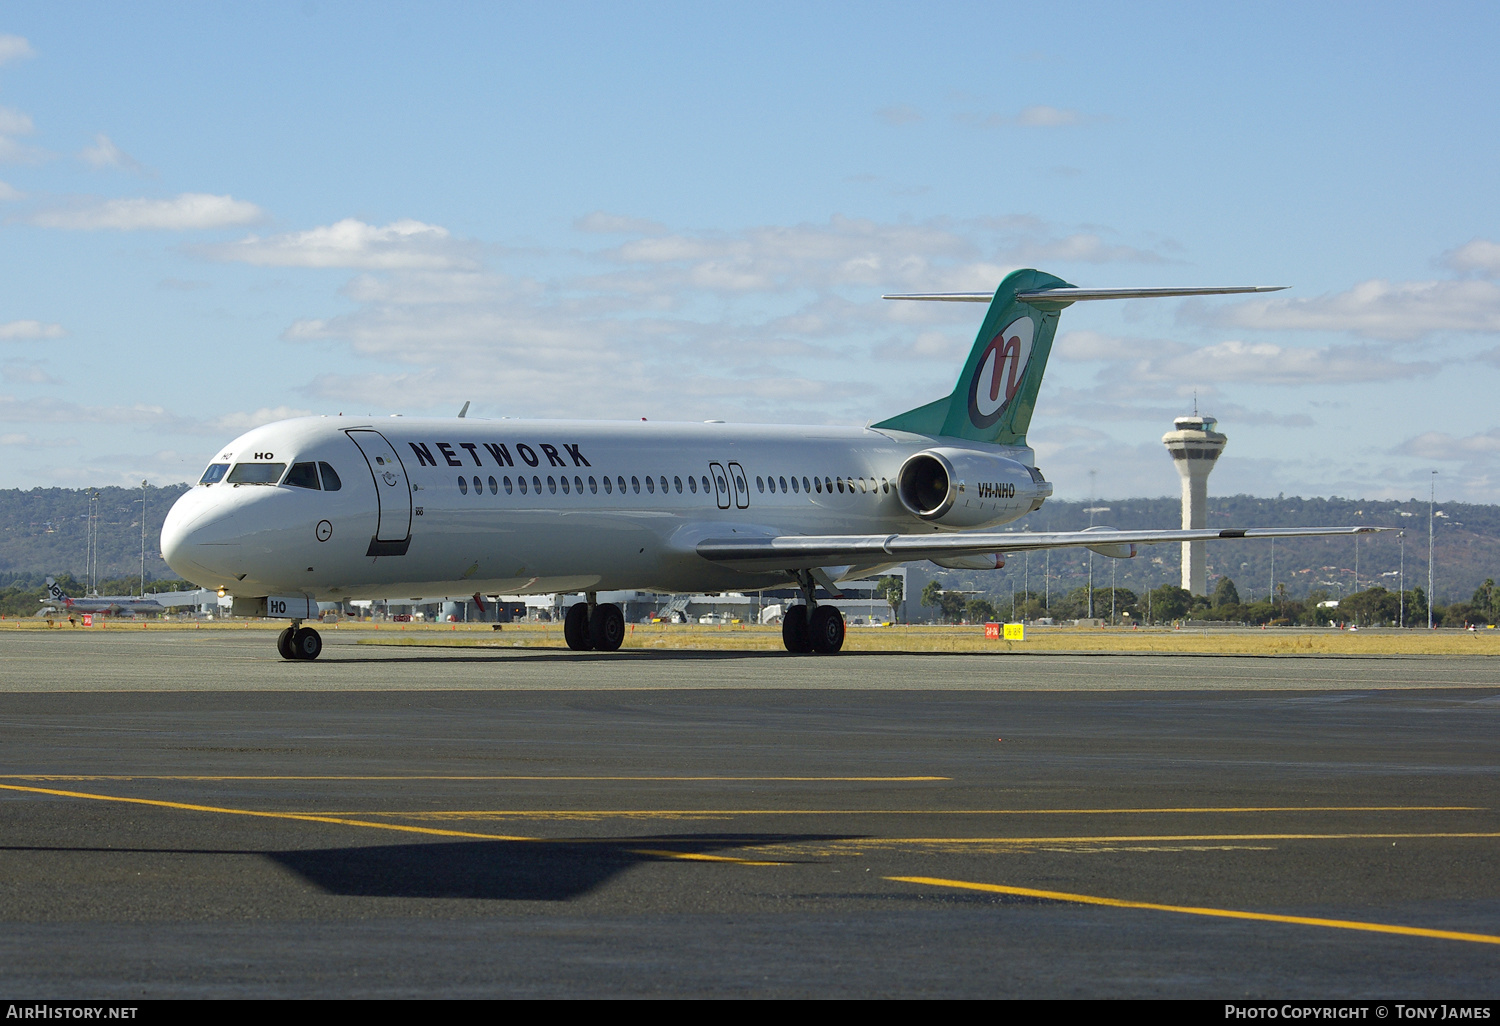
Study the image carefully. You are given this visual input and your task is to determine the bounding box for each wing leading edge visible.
[697,526,1386,572]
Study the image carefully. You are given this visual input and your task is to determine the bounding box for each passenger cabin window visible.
[199,463,229,486]
[283,462,321,490]
[458,476,468,494]
[226,463,286,485]
[319,462,342,491]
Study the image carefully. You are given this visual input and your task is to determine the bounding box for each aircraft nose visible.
[161,490,238,583]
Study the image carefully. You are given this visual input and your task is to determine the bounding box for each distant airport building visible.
[1162,413,1227,595]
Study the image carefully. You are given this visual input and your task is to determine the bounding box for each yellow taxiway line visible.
[0,774,948,783]
[318,806,1483,818]
[888,875,1500,946]
[0,782,780,864]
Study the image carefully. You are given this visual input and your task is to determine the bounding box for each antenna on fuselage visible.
[457,401,470,418]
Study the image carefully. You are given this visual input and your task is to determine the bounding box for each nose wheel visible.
[277,623,323,661]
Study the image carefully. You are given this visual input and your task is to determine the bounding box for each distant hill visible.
[0,485,1494,606]
[0,483,190,587]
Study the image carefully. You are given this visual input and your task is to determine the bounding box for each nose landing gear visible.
[277,621,323,661]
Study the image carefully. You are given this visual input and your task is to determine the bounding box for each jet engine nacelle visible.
[896,447,1050,530]
[1082,526,1137,559]
[930,553,1007,570]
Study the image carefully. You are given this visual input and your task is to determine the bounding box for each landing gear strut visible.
[277,620,323,661]
[782,570,844,654]
[564,593,625,652]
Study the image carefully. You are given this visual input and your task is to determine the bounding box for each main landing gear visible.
[277,621,323,661]
[781,570,845,654]
[564,593,626,652]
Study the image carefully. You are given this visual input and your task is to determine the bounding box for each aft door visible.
[347,429,413,553]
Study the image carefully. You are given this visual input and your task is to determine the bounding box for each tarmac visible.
[1,630,1498,997]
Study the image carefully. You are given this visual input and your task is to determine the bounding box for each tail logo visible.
[967,316,1034,429]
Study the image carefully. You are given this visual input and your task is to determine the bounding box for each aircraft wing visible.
[697,525,1386,572]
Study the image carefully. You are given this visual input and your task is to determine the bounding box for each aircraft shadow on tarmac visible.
[267,833,850,901]
[331,648,994,664]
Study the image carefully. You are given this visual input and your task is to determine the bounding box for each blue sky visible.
[1,2,1498,502]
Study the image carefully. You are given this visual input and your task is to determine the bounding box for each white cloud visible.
[212,406,314,432]
[2,358,60,384]
[31,193,264,231]
[205,218,476,269]
[79,133,142,172]
[573,211,666,235]
[0,179,22,201]
[1056,330,1428,384]
[877,104,923,126]
[1201,278,1500,341]
[0,35,34,65]
[1016,104,1083,127]
[0,394,189,430]
[1135,339,1434,385]
[1396,428,1500,462]
[0,320,65,340]
[0,105,33,135]
[0,135,45,163]
[1444,238,1500,277]
[959,105,1096,129]
[0,103,44,164]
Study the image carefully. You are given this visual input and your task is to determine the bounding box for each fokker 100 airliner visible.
[161,269,1380,660]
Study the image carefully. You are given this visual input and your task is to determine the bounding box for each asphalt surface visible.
[1,630,1498,997]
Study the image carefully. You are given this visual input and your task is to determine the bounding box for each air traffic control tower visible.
[1162,414,1227,595]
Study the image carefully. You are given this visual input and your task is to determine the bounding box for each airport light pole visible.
[1398,530,1405,628]
[1088,470,1097,618]
[1083,505,1111,618]
[138,480,148,598]
[1429,471,1436,629]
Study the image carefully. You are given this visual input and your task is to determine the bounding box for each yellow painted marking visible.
[862,832,1500,845]
[888,876,1500,946]
[0,783,539,842]
[0,775,947,783]
[311,806,1483,819]
[628,849,784,866]
[0,784,781,865]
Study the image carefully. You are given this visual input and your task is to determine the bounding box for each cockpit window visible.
[226,462,286,485]
[198,463,229,486]
[283,462,321,490]
[319,462,342,491]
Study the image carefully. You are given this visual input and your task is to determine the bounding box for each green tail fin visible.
[873,268,1072,447]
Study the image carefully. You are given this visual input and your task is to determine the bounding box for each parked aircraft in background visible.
[41,578,167,616]
[161,269,1382,660]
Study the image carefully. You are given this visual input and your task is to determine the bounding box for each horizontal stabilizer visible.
[883,285,1287,304]
[698,525,1385,572]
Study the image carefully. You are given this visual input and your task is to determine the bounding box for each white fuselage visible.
[160,416,1041,601]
